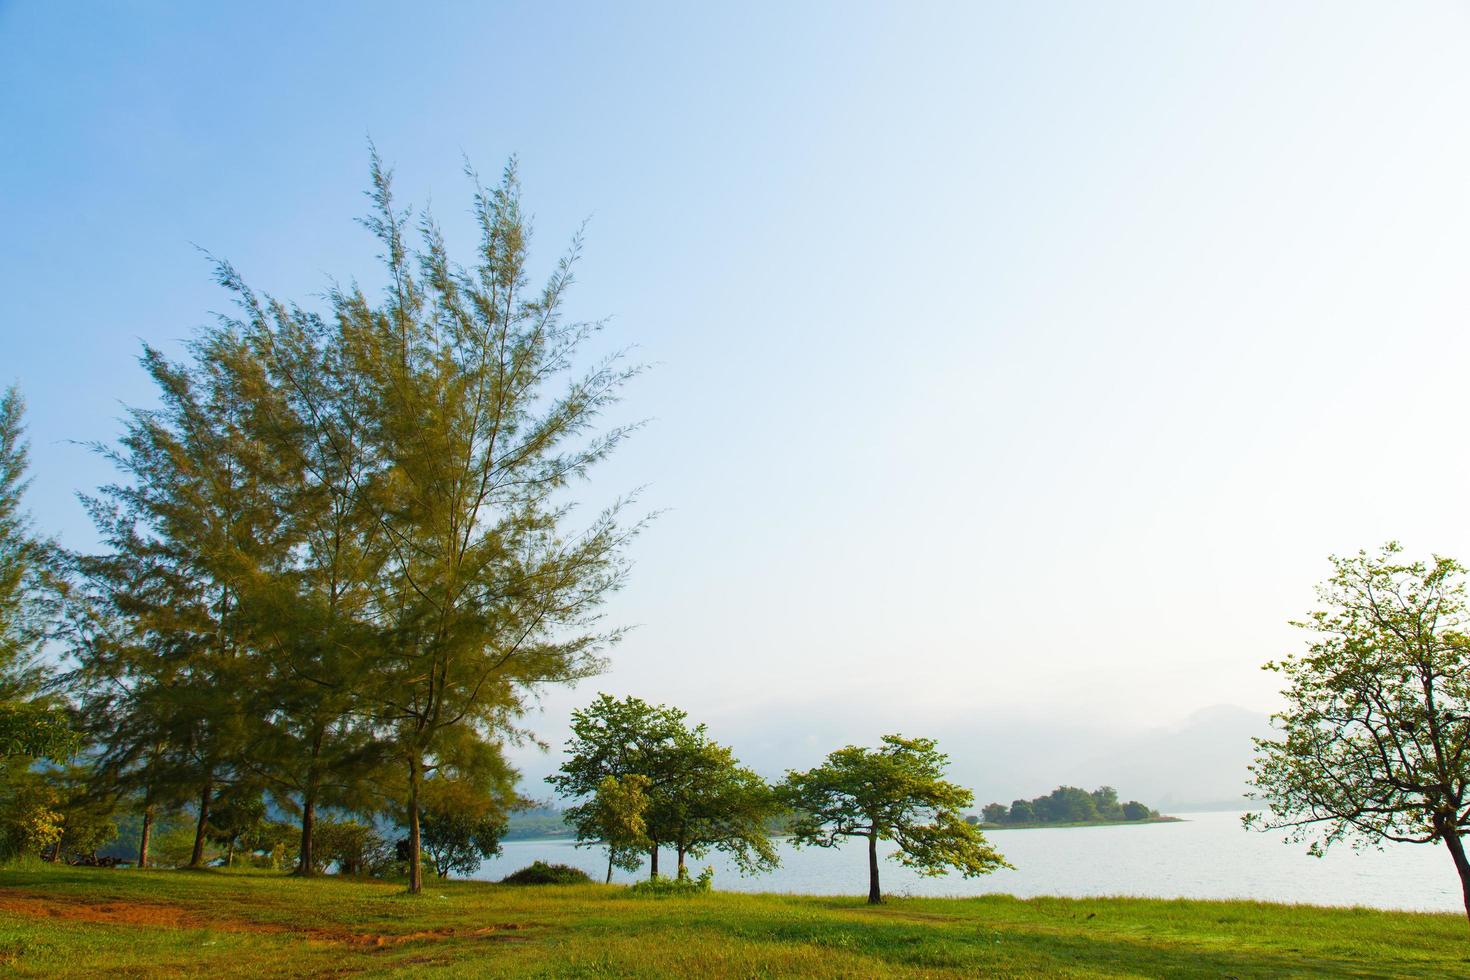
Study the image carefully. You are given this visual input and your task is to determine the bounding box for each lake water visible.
[474,811,1465,913]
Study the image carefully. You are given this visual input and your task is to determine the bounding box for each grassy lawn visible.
[1,865,1465,978]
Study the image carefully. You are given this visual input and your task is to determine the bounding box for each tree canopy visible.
[781,735,1010,903]
[52,149,644,889]
[1247,544,1470,922]
[977,786,1160,826]
[0,386,75,767]
[549,694,779,880]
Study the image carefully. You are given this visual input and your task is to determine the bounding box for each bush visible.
[0,777,61,860]
[500,860,592,885]
[628,867,714,898]
[313,819,395,876]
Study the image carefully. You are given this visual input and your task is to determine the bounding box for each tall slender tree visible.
[198,314,390,875]
[0,386,74,763]
[205,151,645,892]
[73,335,294,867]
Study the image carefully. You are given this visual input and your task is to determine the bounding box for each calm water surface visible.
[474,811,1463,913]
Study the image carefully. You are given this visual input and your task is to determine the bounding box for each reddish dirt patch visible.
[0,892,286,934]
[0,891,533,947]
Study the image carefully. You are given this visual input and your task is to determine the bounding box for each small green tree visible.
[980,803,1008,825]
[1247,544,1470,923]
[656,735,779,879]
[1034,786,1098,823]
[548,694,690,878]
[418,778,508,879]
[549,695,778,880]
[1090,786,1123,820]
[781,735,1010,904]
[206,788,268,866]
[1122,800,1152,821]
[585,774,651,883]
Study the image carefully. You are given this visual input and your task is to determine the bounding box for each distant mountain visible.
[1058,705,1270,811]
[506,806,572,840]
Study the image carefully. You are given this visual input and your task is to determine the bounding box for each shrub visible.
[0,778,61,860]
[628,867,714,898]
[313,819,395,876]
[500,860,592,885]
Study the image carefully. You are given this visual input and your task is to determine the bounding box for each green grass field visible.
[1,864,1465,978]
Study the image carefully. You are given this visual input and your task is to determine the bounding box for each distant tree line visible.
[977,786,1159,826]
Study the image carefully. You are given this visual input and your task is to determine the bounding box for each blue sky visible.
[5,2,1470,798]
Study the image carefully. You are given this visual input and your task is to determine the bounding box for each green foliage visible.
[627,866,713,897]
[499,860,592,884]
[0,387,53,695]
[0,772,62,859]
[0,704,77,762]
[1246,544,1470,919]
[782,735,1009,903]
[1007,799,1035,823]
[584,774,651,877]
[548,695,779,879]
[312,818,394,876]
[0,387,73,775]
[979,786,1158,826]
[418,778,507,879]
[48,768,119,861]
[66,149,646,893]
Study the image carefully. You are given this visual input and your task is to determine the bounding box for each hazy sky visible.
[5,2,1470,796]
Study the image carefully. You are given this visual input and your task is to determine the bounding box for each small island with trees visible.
[973,786,1179,829]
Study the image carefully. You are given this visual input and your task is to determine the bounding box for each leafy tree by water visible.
[418,777,509,878]
[655,732,779,880]
[1247,544,1470,923]
[549,694,690,877]
[549,695,778,880]
[584,774,652,882]
[781,735,1010,904]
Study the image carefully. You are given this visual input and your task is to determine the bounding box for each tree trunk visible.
[677,843,688,880]
[296,790,317,876]
[296,730,324,876]
[1440,822,1470,922]
[189,777,213,868]
[47,837,62,863]
[867,831,882,904]
[407,755,423,894]
[226,839,236,867]
[649,843,659,879]
[606,852,614,884]
[137,805,153,869]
